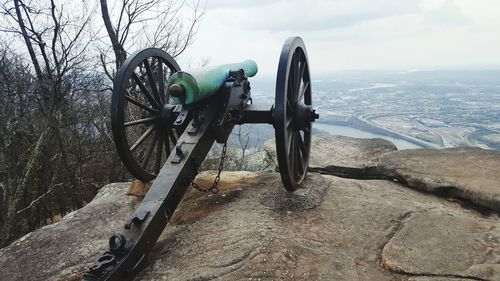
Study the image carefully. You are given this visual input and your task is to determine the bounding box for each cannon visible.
[83,36,318,281]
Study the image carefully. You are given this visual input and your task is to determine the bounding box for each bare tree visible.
[0,0,95,244]
[0,0,205,246]
[201,125,271,172]
[0,47,35,235]
[99,0,204,82]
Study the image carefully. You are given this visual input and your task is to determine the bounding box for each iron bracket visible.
[124,210,150,230]
[187,111,205,135]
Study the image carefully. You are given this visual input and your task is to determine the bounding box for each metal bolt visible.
[109,234,126,251]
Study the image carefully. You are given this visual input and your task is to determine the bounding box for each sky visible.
[179,0,500,77]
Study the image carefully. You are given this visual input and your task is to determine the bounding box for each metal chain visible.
[191,141,227,194]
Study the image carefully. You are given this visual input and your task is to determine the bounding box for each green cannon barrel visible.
[167,60,258,105]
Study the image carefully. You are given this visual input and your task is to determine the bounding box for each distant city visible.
[247,69,500,150]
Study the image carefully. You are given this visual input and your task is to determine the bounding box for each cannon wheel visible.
[111,48,183,182]
[274,37,312,191]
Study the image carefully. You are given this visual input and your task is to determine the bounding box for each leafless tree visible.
[0,0,205,247]
[0,0,95,244]
[201,125,271,172]
[99,0,204,82]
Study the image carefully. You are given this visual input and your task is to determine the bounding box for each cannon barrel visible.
[167,60,258,105]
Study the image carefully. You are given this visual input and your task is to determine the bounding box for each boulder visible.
[264,135,397,179]
[378,147,500,211]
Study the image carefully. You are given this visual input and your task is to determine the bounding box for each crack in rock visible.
[379,211,414,270]
[191,247,261,281]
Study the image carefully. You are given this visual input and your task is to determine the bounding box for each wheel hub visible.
[293,102,319,130]
[159,104,176,126]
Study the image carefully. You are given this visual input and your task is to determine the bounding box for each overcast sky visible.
[179,0,500,77]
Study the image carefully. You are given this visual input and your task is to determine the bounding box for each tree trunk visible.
[100,0,126,68]
[1,125,53,243]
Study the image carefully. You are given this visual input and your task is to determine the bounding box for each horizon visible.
[228,68,500,81]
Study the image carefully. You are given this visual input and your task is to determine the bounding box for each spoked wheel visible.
[111,48,184,182]
[274,37,318,191]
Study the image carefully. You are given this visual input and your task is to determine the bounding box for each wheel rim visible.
[111,48,182,181]
[275,37,312,191]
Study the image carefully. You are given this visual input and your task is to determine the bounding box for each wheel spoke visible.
[165,67,175,102]
[295,131,307,155]
[287,133,293,155]
[294,53,301,101]
[298,81,309,102]
[295,51,304,95]
[124,117,157,127]
[125,93,159,113]
[163,130,171,159]
[286,99,294,114]
[154,131,163,174]
[287,73,294,105]
[289,57,298,103]
[130,124,156,152]
[157,58,166,103]
[132,72,160,108]
[288,133,295,175]
[295,139,304,177]
[286,117,293,129]
[168,129,177,145]
[141,131,158,169]
[144,58,163,105]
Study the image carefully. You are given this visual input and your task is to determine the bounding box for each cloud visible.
[182,0,500,74]
[206,0,275,9]
[208,0,422,31]
[425,0,470,25]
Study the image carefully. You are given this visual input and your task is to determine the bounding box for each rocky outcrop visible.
[0,135,499,281]
[378,147,500,211]
[264,135,397,178]
[265,136,500,211]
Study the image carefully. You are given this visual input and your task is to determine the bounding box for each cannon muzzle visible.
[168,83,186,103]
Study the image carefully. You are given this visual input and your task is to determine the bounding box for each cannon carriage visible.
[84,36,318,281]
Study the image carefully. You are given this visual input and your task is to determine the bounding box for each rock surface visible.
[381,212,500,280]
[264,135,397,178]
[1,136,499,281]
[0,182,140,281]
[378,147,500,211]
